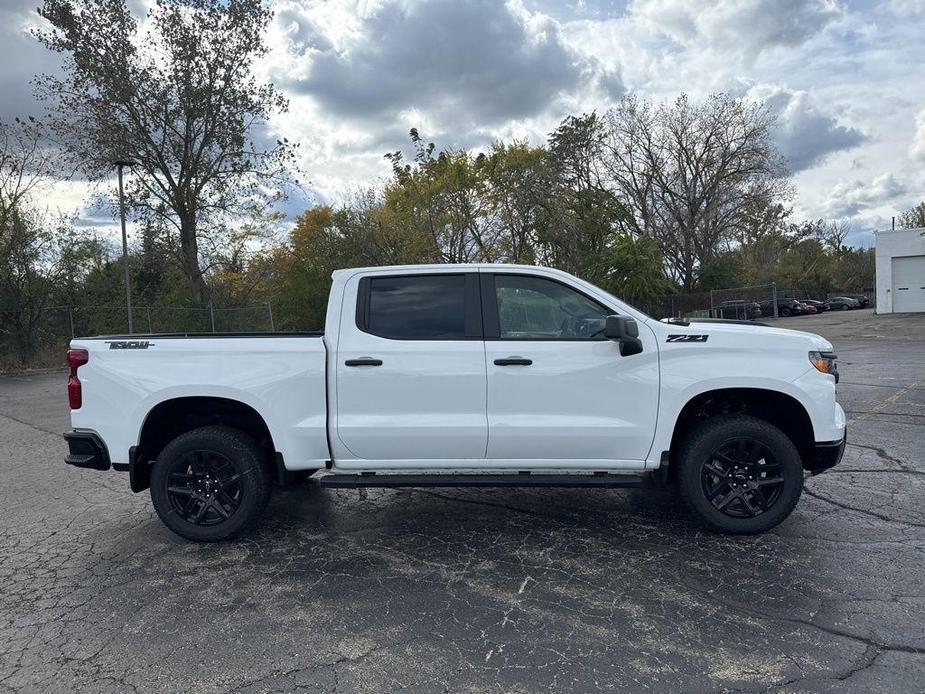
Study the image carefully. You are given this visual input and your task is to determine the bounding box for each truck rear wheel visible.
[675,415,803,534]
[150,425,272,542]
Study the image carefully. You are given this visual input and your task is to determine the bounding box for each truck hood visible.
[653,318,834,352]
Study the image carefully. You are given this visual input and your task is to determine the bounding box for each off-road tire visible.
[150,425,273,542]
[675,415,803,534]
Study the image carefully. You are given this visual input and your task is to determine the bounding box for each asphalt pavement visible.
[0,308,923,693]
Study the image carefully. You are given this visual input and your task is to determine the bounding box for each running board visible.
[318,472,643,489]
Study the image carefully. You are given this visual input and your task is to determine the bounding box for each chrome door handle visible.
[494,357,532,366]
[345,358,383,367]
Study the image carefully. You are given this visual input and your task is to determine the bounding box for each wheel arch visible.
[131,396,277,493]
[666,388,815,479]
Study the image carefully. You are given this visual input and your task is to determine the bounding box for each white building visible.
[875,227,925,313]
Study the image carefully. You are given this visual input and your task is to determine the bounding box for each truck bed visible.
[81,331,324,339]
[69,332,329,469]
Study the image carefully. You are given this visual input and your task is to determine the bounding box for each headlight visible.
[809,351,838,380]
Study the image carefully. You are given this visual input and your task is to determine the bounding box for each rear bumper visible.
[805,433,846,475]
[63,430,111,471]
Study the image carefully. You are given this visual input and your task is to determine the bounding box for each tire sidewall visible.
[150,426,270,542]
[677,416,803,534]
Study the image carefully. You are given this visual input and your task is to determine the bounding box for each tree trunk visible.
[178,212,209,306]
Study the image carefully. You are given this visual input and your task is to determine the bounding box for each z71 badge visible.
[106,340,154,350]
[666,334,708,343]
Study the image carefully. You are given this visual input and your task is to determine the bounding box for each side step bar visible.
[318,473,643,489]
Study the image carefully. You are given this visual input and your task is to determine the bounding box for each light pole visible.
[114,160,136,334]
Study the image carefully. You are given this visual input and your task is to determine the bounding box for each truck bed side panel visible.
[69,337,328,469]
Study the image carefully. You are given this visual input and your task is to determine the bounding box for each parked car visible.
[64,264,846,540]
[826,296,861,311]
[714,300,762,320]
[758,297,804,317]
[801,300,829,313]
[799,302,817,315]
[840,293,870,308]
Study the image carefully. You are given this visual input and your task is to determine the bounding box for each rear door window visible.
[360,274,472,339]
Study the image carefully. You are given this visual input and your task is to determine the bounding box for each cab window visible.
[494,275,611,340]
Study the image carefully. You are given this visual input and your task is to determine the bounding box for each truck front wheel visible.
[675,415,803,534]
[150,426,272,542]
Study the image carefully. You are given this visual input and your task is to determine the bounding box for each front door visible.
[481,272,659,464]
[335,272,488,462]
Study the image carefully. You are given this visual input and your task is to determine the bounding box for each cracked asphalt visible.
[1,308,923,693]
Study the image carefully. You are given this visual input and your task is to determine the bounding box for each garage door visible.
[892,255,925,313]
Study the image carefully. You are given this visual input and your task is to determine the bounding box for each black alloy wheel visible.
[676,415,803,534]
[150,426,272,542]
[700,439,784,518]
[164,449,243,526]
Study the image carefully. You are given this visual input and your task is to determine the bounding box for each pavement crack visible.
[411,489,563,520]
[802,487,925,528]
[846,442,912,470]
[0,411,60,437]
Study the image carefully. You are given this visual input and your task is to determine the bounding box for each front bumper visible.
[805,433,846,475]
[63,430,111,471]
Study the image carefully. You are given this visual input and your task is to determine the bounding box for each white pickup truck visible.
[64,264,845,541]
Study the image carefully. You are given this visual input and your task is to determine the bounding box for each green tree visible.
[597,233,673,301]
[832,248,874,292]
[35,0,298,305]
[263,194,434,330]
[384,130,487,262]
[544,113,630,285]
[476,140,552,264]
[0,209,89,363]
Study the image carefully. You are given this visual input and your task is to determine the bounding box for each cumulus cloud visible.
[3,0,922,246]
[627,0,841,59]
[821,172,907,218]
[276,0,621,128]
[746,84,866,172]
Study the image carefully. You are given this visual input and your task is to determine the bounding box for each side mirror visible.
[604,315,643,357]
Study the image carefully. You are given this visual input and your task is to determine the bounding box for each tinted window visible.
[365,275,467,339]
[495,275,611,340]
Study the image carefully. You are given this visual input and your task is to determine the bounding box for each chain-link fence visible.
[0,303,275,370]
[778,287,875,308]
[634,284,778,320]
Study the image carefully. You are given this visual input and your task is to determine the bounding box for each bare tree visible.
[601,94,790,289]
[0,118,60,223]
[898,201,925,229]
[819,218,851,250]
[34,0,298,304]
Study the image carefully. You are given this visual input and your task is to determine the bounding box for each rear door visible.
[334,271,488,462]
[481,271,659,464]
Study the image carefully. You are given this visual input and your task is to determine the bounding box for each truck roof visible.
[331,263,554,277]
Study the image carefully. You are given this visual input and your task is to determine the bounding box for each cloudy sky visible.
[3,0,924,247]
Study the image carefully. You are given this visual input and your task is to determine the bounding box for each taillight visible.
[67,349,89,409]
